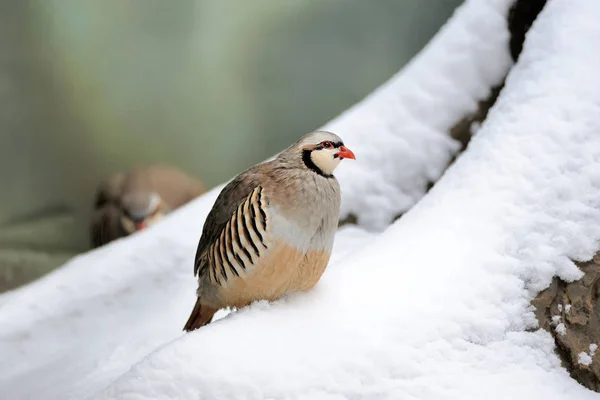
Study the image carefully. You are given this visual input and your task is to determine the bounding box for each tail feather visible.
[183,298,218,331]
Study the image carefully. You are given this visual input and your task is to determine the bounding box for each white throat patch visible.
[310,148,341,176]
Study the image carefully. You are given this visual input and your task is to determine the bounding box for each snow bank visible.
[327,0,512,230]
[2,0,599,398]
[0,1,515,398]
[89,0,600,398]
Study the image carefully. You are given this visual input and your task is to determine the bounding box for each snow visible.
[326,0,512,230]
[470,120,482,136]
[579,353,593,367]
[566,304,572,313]
[556,323,567,336]
[2,0,600,399]
[579,344,599,366]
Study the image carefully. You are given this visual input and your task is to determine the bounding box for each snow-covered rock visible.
[533,253,600,390]
[3,0,600,399]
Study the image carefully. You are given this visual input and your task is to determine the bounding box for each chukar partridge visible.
[183,131,355,331]
[91,164,205,248]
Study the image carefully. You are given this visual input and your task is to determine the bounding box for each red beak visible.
[135,222,147,231]
[337,145,356,160]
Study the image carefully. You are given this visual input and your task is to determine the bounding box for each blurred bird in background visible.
[91,164,205,248]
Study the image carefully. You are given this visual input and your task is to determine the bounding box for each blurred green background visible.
[0,0,462,292]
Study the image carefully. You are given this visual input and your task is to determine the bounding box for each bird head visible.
[287,131,355,177]
[120,191,167,234]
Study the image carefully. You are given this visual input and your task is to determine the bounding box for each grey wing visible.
[90,204,122,248]
[94,172,126,209]
[193,167,262,276]
[90,172,126,248]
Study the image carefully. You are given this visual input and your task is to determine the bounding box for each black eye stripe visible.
[316,140,343,150]
[313,141,344,150]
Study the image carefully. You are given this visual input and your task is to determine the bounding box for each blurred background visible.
[0,0,462,292]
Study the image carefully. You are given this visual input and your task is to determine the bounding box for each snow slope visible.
[2,0,598,399]
[329,0,512,229]
[0,1,513,398]
[91,0,600,398]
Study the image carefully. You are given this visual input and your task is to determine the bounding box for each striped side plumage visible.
[204,186,270,286]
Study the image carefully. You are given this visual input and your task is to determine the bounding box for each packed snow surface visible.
[3,0,600,399]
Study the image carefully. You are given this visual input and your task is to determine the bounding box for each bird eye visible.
[321,141,332,149]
